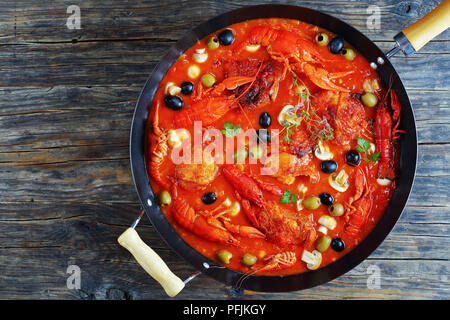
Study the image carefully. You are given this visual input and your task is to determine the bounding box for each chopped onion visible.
[245,44,261,52]
[164,82,175,94]
[296,198,303,212]
[318,215,337,230]
[167,128,190,148]
[222,198,232,207]
[187,65,201,79]
[377,178,391,186]
[368,142,376,154]
[168,85,181,96]
[297,184,308,194]
[229,202,241,216]
[192,48,208,63]
[318,226,328,235]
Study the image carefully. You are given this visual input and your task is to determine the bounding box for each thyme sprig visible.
[290,72,334,142]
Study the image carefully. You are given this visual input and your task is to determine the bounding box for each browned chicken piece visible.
[264,152,319,184]
[279,122,315,158]
[174,160,219,191]
[312,90,370,145]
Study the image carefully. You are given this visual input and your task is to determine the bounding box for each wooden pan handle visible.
[118,228,185,297]
[402,0,450,51]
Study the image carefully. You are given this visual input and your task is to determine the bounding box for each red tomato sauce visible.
[146,18,398,276]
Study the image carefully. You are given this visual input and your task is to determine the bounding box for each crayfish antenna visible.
[235,267,263,290]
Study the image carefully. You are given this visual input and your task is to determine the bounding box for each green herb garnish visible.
[282,122,297,144]
[356,137,371,153]
[222,122,240,138]
[363,152,381,166]
[280,190,299,204]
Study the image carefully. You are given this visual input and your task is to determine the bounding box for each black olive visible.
[255,129,271,144]
[180,81,194,95]
[259,112,271,128]
[331,238,345,252]
[329,37,344,54]
[320,160,338,173]
[345,150,361,167]
[202,192,216,205]
[163,95,184,110]
[319,192,334,206]
[218,29,235,46]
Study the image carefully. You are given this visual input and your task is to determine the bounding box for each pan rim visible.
[129,4,417,292]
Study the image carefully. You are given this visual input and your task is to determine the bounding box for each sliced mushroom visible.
[329,169,349,192]
[278,104,300,126]
[301,249,322,270]
[314,140,333,160]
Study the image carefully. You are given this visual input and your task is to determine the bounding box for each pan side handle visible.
[402,0,450,52]
[118,228,185,297]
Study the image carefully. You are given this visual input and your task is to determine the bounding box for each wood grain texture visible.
[0,0,448,299]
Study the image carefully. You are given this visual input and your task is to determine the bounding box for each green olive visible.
[216,249,232,264]
[242,253,257,267]
[315,32,329,46]
[304,196,321,210]
[249,145,263,160]
[157,190,171,206]
[201,73,216,87]
[329,203,345,217]
[206,36,220,50]
[361,92,378,107]
[234,148,248,163]
[316,235,332,253]
[342,48,356,60]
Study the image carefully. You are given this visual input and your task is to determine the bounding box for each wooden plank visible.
[0,202,447,299]
[0,0,448,300]
[0,0,448,44]
[0,87,448,146]
[1,41,449,90]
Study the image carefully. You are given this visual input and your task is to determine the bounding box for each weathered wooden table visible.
[0,0,448,299]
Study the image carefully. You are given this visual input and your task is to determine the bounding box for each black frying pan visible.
[119,3,449,295]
